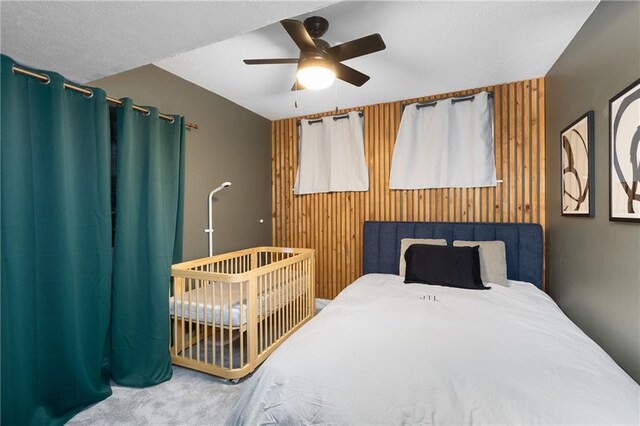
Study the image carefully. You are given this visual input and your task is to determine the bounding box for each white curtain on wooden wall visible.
[390,91,496,189]
[294,111,368,195]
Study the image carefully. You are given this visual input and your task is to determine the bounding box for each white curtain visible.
[294,111,369,195]
[390,91,496,189]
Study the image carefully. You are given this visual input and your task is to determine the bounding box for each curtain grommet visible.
[40,74,51,85]
[143,109,151,117]
[169,117,175,124]
[83,89,94,99]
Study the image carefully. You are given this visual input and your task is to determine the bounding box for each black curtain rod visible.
[297,111,364,126]
[401,91,494,113]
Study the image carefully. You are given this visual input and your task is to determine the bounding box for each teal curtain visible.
[110,99,185,386]
[1,55,112,425]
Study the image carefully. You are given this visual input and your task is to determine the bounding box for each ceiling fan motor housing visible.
[303,16,329,39]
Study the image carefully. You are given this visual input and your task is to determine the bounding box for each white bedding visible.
[227,274,640,425]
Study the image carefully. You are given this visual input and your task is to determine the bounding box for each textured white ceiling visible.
[156,1,598,120]
[0,1,333,83]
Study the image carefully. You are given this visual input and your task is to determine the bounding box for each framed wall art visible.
[610,78,640,222]
[561,111,594,217]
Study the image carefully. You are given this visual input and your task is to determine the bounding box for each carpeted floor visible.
[68,302,331,425]
[68,366,250,425]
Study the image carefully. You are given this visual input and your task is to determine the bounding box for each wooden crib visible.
[169,247,314,380]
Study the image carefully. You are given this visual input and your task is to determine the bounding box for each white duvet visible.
[227,274,640,425]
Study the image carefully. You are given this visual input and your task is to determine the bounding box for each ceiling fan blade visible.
[327,33,386,62]
[281,19,316,52]
[334,63,370,87]
[244,58,299,65]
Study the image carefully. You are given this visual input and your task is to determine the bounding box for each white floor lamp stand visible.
[204,181,231,257]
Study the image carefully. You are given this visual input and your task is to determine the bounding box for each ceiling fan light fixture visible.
[244,18,386,91]
[296,57,335,90]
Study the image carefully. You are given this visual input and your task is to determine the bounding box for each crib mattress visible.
[170,277,307,327]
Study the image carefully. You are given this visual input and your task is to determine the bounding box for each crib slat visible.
[294,262,299,326]
[248,275,258,365]
[284,265,288,336]
[257,276,261,354]
[291,261,296,327]
[277,267,282,340]
[228,281,233,369]
[188,278,193,360]
[284,266,288,336]
[181,278,186,358]
[196,278,200,362]
[280,266,291,337]
[204,277,208,365]
[211,280,216,367]
[288,263,292,333]
[240,279,244,367]
[219,281,223,367]
[288,264,292,333]
[298,262,302,325]
[283,265,287,336]
[270,270,274,347]
[172,277,178,356]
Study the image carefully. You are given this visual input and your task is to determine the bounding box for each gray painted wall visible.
[546,1,640,382]
[92,65,272,260]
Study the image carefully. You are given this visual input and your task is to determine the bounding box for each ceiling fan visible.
[243,16,386,91]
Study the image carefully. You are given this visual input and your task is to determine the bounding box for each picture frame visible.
[561,111,594,217]
[609,78,640,222]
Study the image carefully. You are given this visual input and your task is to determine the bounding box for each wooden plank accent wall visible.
[272,78,546,299]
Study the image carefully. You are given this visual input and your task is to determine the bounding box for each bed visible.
[169,247,314,380]
[226,222,640,425]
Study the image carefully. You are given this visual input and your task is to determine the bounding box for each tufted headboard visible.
[363,221,543,289]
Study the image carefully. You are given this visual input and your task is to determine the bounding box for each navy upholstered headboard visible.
[363,221,543,288]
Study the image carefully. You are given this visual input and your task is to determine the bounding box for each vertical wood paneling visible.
[273,78,546,299]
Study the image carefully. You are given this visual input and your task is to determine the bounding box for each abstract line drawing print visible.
[610,79,640,221]
[562,112,593,216]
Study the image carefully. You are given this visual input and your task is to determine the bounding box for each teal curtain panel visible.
[1,55,113,425]
[110,98,185,386]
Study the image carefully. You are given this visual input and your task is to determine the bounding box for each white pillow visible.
[453,240,508,286]
[399,238,448,276]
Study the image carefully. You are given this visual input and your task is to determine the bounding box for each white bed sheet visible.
[227,274,640,425]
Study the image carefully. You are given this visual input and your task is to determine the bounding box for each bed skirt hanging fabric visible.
[390,91,496,189]
[294,111,369,194]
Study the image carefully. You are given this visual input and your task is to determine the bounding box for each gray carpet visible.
[68,366,250,425]
[68,303,330,425]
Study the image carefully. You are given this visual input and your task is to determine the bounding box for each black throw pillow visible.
[404,244,489,290]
